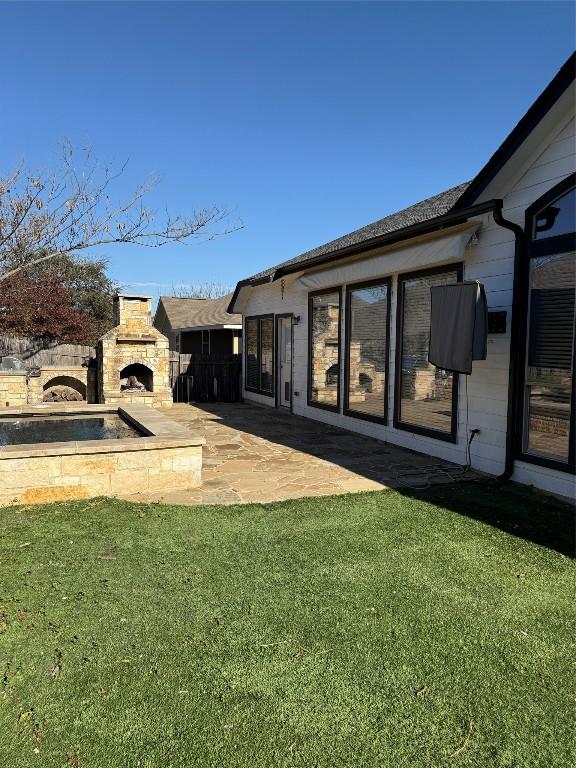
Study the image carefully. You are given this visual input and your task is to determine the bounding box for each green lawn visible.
[0,482,574,768]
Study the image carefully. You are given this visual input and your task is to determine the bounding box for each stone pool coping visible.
[0,403,205,460]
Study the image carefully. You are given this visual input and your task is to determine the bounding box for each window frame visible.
[393,263,463,443]
[244,314,275,398]
[307,286,342,413]
[275,313,294,411]
[515,173,576,473]
[343,277,392,425]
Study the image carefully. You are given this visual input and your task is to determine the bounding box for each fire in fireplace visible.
[120,363,153,392]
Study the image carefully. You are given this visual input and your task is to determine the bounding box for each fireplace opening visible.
[120,363,153,392]
[43,375,87,402]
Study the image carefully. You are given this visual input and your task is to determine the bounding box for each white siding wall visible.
[241,113,575,498]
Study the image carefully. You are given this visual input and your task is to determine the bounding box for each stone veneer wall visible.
[0,444,201,505]
[98,295,172,409]
[0,372,28,408]
[0,367,96,407]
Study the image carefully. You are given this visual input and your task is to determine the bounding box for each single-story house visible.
[153,293,242,355]
[228,54,576,499]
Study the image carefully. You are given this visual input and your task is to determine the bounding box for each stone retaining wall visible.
[0,443,202,505]
[0,403,203,505]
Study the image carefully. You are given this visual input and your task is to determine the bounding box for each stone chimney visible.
[113,294,153,329]
[97,293,172,409]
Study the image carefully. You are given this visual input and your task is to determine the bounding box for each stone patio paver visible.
[122,402,474,506]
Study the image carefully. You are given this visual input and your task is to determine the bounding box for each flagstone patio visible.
[124,401,473,505]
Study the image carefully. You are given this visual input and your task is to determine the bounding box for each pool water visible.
[0,413,142,446]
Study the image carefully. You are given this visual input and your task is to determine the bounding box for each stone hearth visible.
[97,294,172,408]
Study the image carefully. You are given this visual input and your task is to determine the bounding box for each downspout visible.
[492,203,526,481]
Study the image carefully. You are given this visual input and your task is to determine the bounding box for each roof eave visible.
[272,199,502,279]
[228,199,502,313]
[227,275,272,314]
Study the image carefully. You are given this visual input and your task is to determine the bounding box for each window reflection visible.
[524,251,575,461]
[534,187,575,239]
[245,316,273,395]
[246,319,259,390]
[398,269,459,435]
[260,318,273,393]
[310,291,340,407]
[346,283,389,420]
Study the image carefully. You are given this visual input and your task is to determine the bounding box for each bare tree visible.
[170,281,233,299]
[0,142,240,283]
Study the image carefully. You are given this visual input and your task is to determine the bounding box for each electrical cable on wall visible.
[428,282,487,473]
[464,374,480,471]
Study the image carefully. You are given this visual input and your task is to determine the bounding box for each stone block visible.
[171,455,201,470]
[81,474,112,495]
[56,475,82,486]
[116,450,157,470]
[63,455,116,475]
[109,468,149,495]
[147,467,201,492]
[21,485,91,504]
[0,468,43,490]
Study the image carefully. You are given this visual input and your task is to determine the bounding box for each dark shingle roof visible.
[247,182,470,282]
[158,293,242,330]
[230,53,575,315]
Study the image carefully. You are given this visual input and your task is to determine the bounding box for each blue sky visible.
[1,1,574,299]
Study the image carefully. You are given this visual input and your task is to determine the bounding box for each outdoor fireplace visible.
[96,294,172,408]
[120,363,153,392]
[43,375,87,402]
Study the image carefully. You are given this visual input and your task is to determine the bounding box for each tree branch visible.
[0,142,241,282]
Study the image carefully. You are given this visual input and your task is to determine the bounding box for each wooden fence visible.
[0,335,95,367]
[0,340,243,402]
[170,353,242,403]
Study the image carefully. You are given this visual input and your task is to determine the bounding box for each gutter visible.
[492,208,526,481]
[273,199,502,280]
[228,198,503,313]
[230,197,526,481]
[227,274,272,314]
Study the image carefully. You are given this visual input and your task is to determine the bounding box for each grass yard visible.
[0,482,574,768]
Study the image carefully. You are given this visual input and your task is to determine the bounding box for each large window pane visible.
[346,282,389,420]
[260,317,273,393]
[309,291,340,408]
[398,269,459,436]
[246,318,259,390]
[524,251,575,461]
[245,316,273,395]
